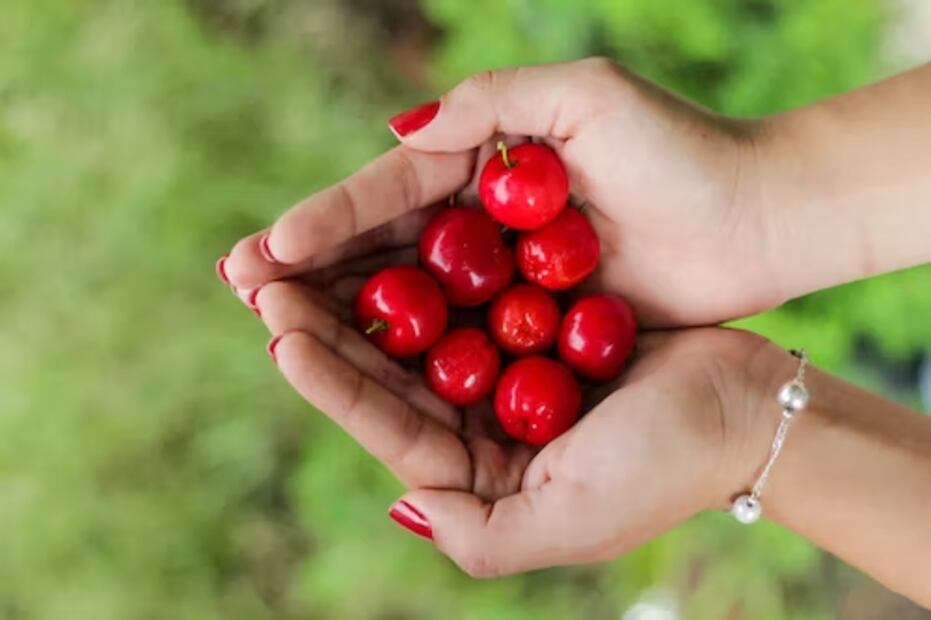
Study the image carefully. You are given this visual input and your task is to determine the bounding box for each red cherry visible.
[516,208,600,290]
[426,328,500,406]
[558,295,637,382]
[355,265,448,357]
[487,284,561,356]
[494,357,581,446]
[478,142,569,230]
[418,207,515,307]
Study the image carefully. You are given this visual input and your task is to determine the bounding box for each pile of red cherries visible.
[356,143,636,446]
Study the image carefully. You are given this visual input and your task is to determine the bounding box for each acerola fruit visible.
[494,356,581,446]
[418,207,514,306]
[487,284,561,356]
[478,142,569,230]
[355,265,448,357]
[558,294,636,382]
[426,328,500,406]
[516,207,600,290]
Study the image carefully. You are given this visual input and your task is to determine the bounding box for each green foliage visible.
[1,0,927,619]
[423,0,884,115]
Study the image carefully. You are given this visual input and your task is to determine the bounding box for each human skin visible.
[217,59,931,606]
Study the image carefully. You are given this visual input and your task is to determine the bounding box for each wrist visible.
[752,95,931,300]
[723,118,795,313]
[714,337,805,512]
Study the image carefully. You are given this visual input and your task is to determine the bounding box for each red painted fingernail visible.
[388,500,433,540]
[259,233,277,263]
[388,101,440,138]
[216,255,229,284]
[267,334,284,362]
[247,287,262,317]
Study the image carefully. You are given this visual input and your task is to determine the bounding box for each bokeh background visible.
[2,1,930,618]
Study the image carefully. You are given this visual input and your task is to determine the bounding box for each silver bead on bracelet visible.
[731,348,810,524]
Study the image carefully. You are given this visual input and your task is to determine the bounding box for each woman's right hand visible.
[224,59,931,327]
[222,58,784,327]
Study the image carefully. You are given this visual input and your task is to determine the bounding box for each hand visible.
[249,261,780,576]
[220,58,781,327]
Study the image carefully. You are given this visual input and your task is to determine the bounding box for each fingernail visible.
[388,101,440,138]
[259,233,277,263]
[216,255,230,284]
[247,287,262,318]
[267,334,285,363]
[388,500,433,540]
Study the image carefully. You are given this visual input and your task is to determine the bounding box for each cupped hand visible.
[217,57,794,577]
[251,267,779,576]
[222,57,781,327]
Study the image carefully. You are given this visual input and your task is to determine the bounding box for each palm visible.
[258,240,540,500]
[259,255,749,542]
[231,125,752,498]
[223,59,780,499]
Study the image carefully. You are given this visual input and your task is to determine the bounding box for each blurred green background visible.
[2,1,930,618]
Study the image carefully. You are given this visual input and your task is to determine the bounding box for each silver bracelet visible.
[731,348,810,524]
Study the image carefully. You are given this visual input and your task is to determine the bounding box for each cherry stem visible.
[497,141,515,169]
[365,319,389,335]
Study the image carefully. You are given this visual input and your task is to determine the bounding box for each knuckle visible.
[377,362,419,393]
[334,182,360,240]
[388,402,426,465]
[463,69,498,94]
[256,279,301,312]
[392,148,422,210]
[459,550,499,580]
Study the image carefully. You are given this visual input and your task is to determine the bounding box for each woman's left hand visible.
[247,263,784,577]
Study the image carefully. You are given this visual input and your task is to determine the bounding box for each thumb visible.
[387,484,577,579]
[388,58,622,151]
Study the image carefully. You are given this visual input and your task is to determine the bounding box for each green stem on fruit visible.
[365,319,389,335]
[497,141,515,169]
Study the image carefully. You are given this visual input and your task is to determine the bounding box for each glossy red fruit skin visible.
[478,143,569,230]
[487,284,561,356]
[558,295,637,382]
[516,208,600,290]
[355,265,448,357]
[418,207,515,307]
[426,328,501,406]
[494,357,582,446]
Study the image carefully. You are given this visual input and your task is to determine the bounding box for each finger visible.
[230,279,342,319]
[271,330,470,490]
[392,58,623,151]
[391,483,582,578]
[224,200,442,290]
[257,280,460,430]
[264,147,473,266]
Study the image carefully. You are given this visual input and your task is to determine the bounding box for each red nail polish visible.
[388,500,433,540]
[247,287,262,317]
[216,255,230,284]
[388,101,440,138]
[267,334,284,362]
[259,234,277,263]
